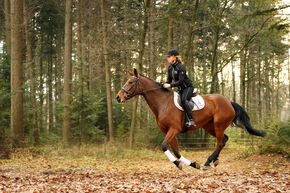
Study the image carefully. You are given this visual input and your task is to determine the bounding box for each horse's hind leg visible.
[212,134,228,166]
[203,122,229,170]
[170,137,200,169]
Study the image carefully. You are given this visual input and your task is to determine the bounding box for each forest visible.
[0,0,289,191]
[0,0,289,150]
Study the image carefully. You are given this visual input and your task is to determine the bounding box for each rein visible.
[137,87,162,95]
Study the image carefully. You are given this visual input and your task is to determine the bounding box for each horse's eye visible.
[129,81,133,84]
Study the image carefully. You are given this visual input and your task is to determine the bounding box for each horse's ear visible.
[129,71,134,76]
[134,68,138,77]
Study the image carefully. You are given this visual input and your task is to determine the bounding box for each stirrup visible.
[185,119,196,127]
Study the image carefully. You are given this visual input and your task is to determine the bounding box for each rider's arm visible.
[166,67,172,84]
[170,66,186,87]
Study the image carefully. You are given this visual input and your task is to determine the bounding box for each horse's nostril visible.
[116,96,121,103]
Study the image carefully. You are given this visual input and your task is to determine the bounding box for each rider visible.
[163,49,196,127]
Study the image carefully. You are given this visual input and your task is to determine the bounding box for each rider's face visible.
[167,55,176,64]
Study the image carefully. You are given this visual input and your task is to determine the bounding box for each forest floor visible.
[0,146,289,192]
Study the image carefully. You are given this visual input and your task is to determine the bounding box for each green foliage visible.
[37,0,64,36]
[0,44,10,147]
[92,85,109,138]
[113,101,131,142]
[70,86,107,144]
[144,124,164,148]
[0,0,289,150]
[277,121,290,146]
[259,117,290,155]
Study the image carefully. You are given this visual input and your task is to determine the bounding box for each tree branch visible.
[217,17,271,73]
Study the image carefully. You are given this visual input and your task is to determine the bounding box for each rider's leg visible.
[181,87,196,126]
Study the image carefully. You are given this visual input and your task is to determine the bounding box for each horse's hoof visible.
[214,160,219,167]
[195,162,200,169]
[190,162,200,169]
[174,160,183,170]
[177,162,183,170]
[203,165,210,171]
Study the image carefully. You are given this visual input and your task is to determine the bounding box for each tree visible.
[101,0,114,143]
[10,0,24,147]
[4,0,10,58]
[62,0,72,145]
[23,0,39,145]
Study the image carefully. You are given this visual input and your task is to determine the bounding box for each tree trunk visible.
[264,57,271,114]
[23,0,39,145]
[129,0,150,148]
[239,47,247,139]
[184,0,199,76]
[257,46,262,123]
[248,53,257,122]
[76,0,85,145]
[288,50,290,101]
[4,0,11,57]
[167,0,174,50]
[148,0,156,79]
[10,0,24,147]
[210,25,220,94]
[38,37,45,134]
[88,7,94,93]
[100,0,114,143]
[129,98,138,148]
[232,63,236,102]
[62,0,72,145]
[276,67,281,116]
[168,17,174,49]
[240,48,247,108]
[48,35,53,133]
[221,70,224,95]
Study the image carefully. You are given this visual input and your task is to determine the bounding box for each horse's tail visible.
[231,102,266,137]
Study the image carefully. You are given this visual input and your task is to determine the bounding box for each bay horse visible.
[116,69,266,170]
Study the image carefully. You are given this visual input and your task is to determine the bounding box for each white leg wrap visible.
[180,156,191,166]
[164,150,176,162]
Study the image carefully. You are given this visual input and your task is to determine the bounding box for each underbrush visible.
[6,143,165,161]
[4,144,285,161]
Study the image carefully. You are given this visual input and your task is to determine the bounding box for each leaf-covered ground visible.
[0,148,289,192]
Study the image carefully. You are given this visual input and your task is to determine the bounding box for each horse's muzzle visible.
[116,91,127,103]
[116,95,121,103]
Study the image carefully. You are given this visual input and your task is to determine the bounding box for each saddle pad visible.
[173,92,205,111]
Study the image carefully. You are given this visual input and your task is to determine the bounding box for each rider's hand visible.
[163,83,171,88]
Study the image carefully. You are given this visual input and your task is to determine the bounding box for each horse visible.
[116,68,266,170]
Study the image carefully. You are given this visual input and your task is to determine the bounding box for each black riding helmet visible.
[167,49,179,56]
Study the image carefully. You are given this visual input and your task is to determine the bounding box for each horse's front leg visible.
[170,137,200,170]
[162,129,200,170]
[161,129,182,169]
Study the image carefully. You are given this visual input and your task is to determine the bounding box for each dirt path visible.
[0,149,289,192]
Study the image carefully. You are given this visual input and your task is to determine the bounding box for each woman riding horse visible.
[163,49,196,127]
[116,69,266,170]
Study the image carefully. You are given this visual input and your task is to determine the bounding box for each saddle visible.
[173,89,205,111]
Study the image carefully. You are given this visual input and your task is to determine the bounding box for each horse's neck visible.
[141,84,172,117]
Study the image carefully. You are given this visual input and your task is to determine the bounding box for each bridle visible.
[121,76,162,100]
[121,76,140,100]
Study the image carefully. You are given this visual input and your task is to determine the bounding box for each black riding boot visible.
[184,100,196,127]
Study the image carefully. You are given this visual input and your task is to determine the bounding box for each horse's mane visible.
[139,74,170,93]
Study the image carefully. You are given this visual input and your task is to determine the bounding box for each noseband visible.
[121,76,140,100]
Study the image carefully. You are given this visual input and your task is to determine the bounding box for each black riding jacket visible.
[166,61,193,90]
